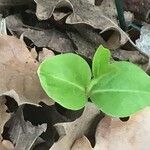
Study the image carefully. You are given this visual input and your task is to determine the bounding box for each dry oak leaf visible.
[0,35,51,105]
[39,48,55,63]
[72,107,150,150]
[71,136,92,150]
[34,0,142,56]
[50,103,100,150]
[0,0,31,6]
[8,106,47,150]
[0,90,19,136]
[35,0,128,46]
[0,140,14,150]
[94,107,150,150]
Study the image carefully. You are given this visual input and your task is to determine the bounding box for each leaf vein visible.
[92,89,150,95]
[47,74,85,91]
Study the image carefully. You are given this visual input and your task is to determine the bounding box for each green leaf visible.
[90,61,150,117]
[92,45,111,78]
[38,53,91,110]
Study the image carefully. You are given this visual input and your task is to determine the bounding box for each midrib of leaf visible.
[87,71,117,95]
[92,89,150,95]
[47,74,85,91]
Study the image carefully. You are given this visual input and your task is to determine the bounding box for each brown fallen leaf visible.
[6,3,141,59]
[35,0,64,20]
[7,105,47,150]
[112,49,148,64]
[71,136,93,150]
[72,107,150,150]
[94,107,150,150]
[34,0,141,56]
[30,47,38,60]
[50,103,100,150]
[23,29,75,53]
[0,35,52,105]
[0,0,32,9]
[0,140,14,150]
[97,0,117,24]
[35,0,125,41]
[0,90,19,137]
[39,48,55,63]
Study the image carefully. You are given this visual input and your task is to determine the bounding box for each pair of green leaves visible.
[38,46,150,117]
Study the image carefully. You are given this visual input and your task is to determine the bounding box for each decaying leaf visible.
[94,107,150,150]
[71,136,93,150]
[66,24,107,58]
[34,0,142,57]
[6,2,141,59]
[66,0,116,30]
[0,90,18,138]
[39,48,54,63]
[97,0,117,24]
[7,106,47,150]
[23,103,69,149]
[0,140,14,150]
[112,49,148,64]
[35,0,127,46]
[23,29,74,53]
[30,47,38,60]
[34,0,70,20]
[0,0,32,6]
[50,103,100,150]
[0,35,51,105]
[6,14,26,34]
[72,107,150,150]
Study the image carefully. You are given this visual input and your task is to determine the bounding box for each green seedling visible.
[38,46,150,117]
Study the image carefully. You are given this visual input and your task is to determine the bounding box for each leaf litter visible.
[72,107,150,150]
[0,0,150,149]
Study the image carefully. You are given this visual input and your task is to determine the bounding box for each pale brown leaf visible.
[0,140,14,150]
[0,35,52,105]
[94,107,150,150]
[30,47,38,60]
[39,48,55,63]
[50,103,100,150]
[71,136,93,150]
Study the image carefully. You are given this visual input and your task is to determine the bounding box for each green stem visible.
[115,0,126,31]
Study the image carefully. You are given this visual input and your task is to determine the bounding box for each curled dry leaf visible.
[8,106,47,150]
[0,90,19,137]
[35,0,60,20]
[0,35,51,105]
[35,0,125,41]
[34,0,141,56]
[6,3,140,59]
[50,103,100,150]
